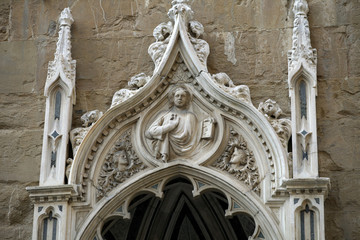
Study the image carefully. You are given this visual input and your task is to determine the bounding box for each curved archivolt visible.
[75,166,284,240]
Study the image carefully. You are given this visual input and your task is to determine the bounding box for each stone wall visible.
[0,0,358,239]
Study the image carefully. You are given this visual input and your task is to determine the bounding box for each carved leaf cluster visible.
[70,110,103,156]
[213,129,260,194]
[212,73,252,104]
[258,99,291,150]
[288,0,317,72]
[97,130,146,199]
[148,1,209,69]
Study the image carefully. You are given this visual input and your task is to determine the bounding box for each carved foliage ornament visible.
[97,129,146,199]
[213,129,260,194]
[46,8,76,87]
[258,99,291,150]
[110,73,150,109]
[70,110,103,156]
[211,73,252,105]
[288,0,317,72]
[148,1,209,69]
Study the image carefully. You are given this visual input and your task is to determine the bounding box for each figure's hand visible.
[164,114,179,133]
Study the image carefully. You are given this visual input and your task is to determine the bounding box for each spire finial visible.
[293,0,309,16]
[168,0,194,22]
[59,7,74,26]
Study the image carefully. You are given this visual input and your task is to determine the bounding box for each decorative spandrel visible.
[213,129,260,194]
[145,85,216,162]
[97,129,147,200]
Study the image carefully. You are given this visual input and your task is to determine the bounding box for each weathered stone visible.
[0,130,42,182]
[0,0,359,239]
[0,182,34,240]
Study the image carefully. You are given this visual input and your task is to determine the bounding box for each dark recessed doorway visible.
[101,177,255,240]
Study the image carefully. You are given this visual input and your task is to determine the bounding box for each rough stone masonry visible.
[0,0,359,239]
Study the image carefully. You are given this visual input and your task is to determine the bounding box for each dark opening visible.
[101,178,256,240]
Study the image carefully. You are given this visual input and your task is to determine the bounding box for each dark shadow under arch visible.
[101,178,255,240]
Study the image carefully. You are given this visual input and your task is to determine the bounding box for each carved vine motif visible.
[213,129,260,194]
[168,58,193,84]
[258,99,291,150]
[97,129,146,199]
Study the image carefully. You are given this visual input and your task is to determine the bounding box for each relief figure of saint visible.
[146,86,214,162]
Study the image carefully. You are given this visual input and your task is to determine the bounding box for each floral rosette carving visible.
[213,129,260,194]
[97,130,146,199]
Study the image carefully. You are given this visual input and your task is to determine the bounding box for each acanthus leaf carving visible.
[148,1,209,69]
[258,99,291,150]
[213,129,260,194]
[288,0,317,74]
[110,73,150,109]
[97,129,146,200]
[212,73,252,105]
[45,7,76,99]
[167,0,194,23]
[70,110,103,156]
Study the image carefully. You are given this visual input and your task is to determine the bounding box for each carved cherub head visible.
[258,99,282,119]
[81,110,103,127]
[128,73,149,89]
[168,85,192,109]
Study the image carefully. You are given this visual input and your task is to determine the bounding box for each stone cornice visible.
[26,184,79,203]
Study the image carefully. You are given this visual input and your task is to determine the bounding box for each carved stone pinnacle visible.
[59,7,74,26]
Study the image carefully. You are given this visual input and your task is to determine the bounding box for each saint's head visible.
[169,86,191,109]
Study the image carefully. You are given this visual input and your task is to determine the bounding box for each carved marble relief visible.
[212,73,252,104]
[70,110,103,156]
[145,85,216,162]
[148,0,209,69]
[288,0,317,73]
[258,99,291,150]
[213,129,260,194]
[97,129,146,199]
[110,73,150,108]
